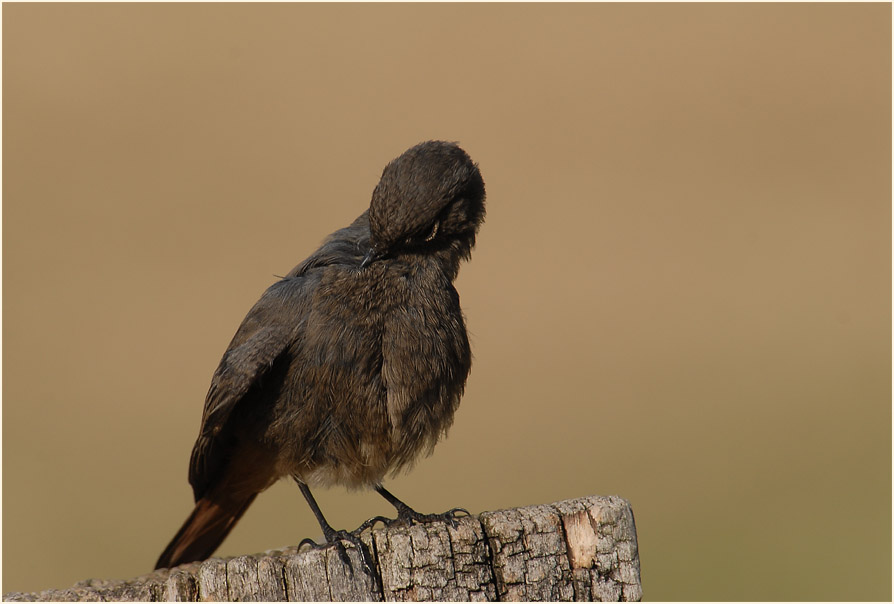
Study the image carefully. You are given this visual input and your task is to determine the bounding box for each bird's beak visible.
[360,247,379,269]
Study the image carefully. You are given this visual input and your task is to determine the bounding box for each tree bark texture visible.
[3,495,641,602]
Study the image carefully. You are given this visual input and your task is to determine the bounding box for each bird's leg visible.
[372,484,470,529]
[294,479,377,577]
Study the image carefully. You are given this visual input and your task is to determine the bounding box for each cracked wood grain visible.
[3,495,641,602]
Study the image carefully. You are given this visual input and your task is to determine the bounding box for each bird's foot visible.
[298,527,377,578]
[351,506,470,536]
[389,505,471,529]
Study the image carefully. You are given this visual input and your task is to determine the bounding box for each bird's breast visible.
[272,262,470,487]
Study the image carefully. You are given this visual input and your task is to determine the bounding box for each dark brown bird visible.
[155,141,485,572]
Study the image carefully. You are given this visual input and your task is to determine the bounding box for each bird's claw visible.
[297,530,377,578]
[441,507,472,528]
[351,515,392,536]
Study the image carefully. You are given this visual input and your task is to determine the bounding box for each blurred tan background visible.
[2,3,890,600]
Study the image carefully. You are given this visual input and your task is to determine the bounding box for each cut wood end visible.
[562,509,600,569]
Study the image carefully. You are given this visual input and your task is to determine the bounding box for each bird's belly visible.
[271,364,454,489]
[272,397,408,489]
[292,434,395,489]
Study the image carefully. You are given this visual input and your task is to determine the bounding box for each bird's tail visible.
[155,493,257,570]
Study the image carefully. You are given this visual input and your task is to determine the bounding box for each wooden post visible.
[4,495,642,602]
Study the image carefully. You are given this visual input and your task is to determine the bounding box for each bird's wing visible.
[187,213,370,500]
[188,277,310,500]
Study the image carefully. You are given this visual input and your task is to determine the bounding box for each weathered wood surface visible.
[3,495,641,602]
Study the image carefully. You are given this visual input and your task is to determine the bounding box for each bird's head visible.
[364,141,485,267]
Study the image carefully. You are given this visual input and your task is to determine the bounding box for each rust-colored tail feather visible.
[155,494,257,570]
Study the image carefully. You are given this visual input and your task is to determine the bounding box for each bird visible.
[155,140,486,574]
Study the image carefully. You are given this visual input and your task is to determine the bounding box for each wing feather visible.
[188,278,308,499]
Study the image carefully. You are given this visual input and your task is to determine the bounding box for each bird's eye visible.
[403,221,440,246]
